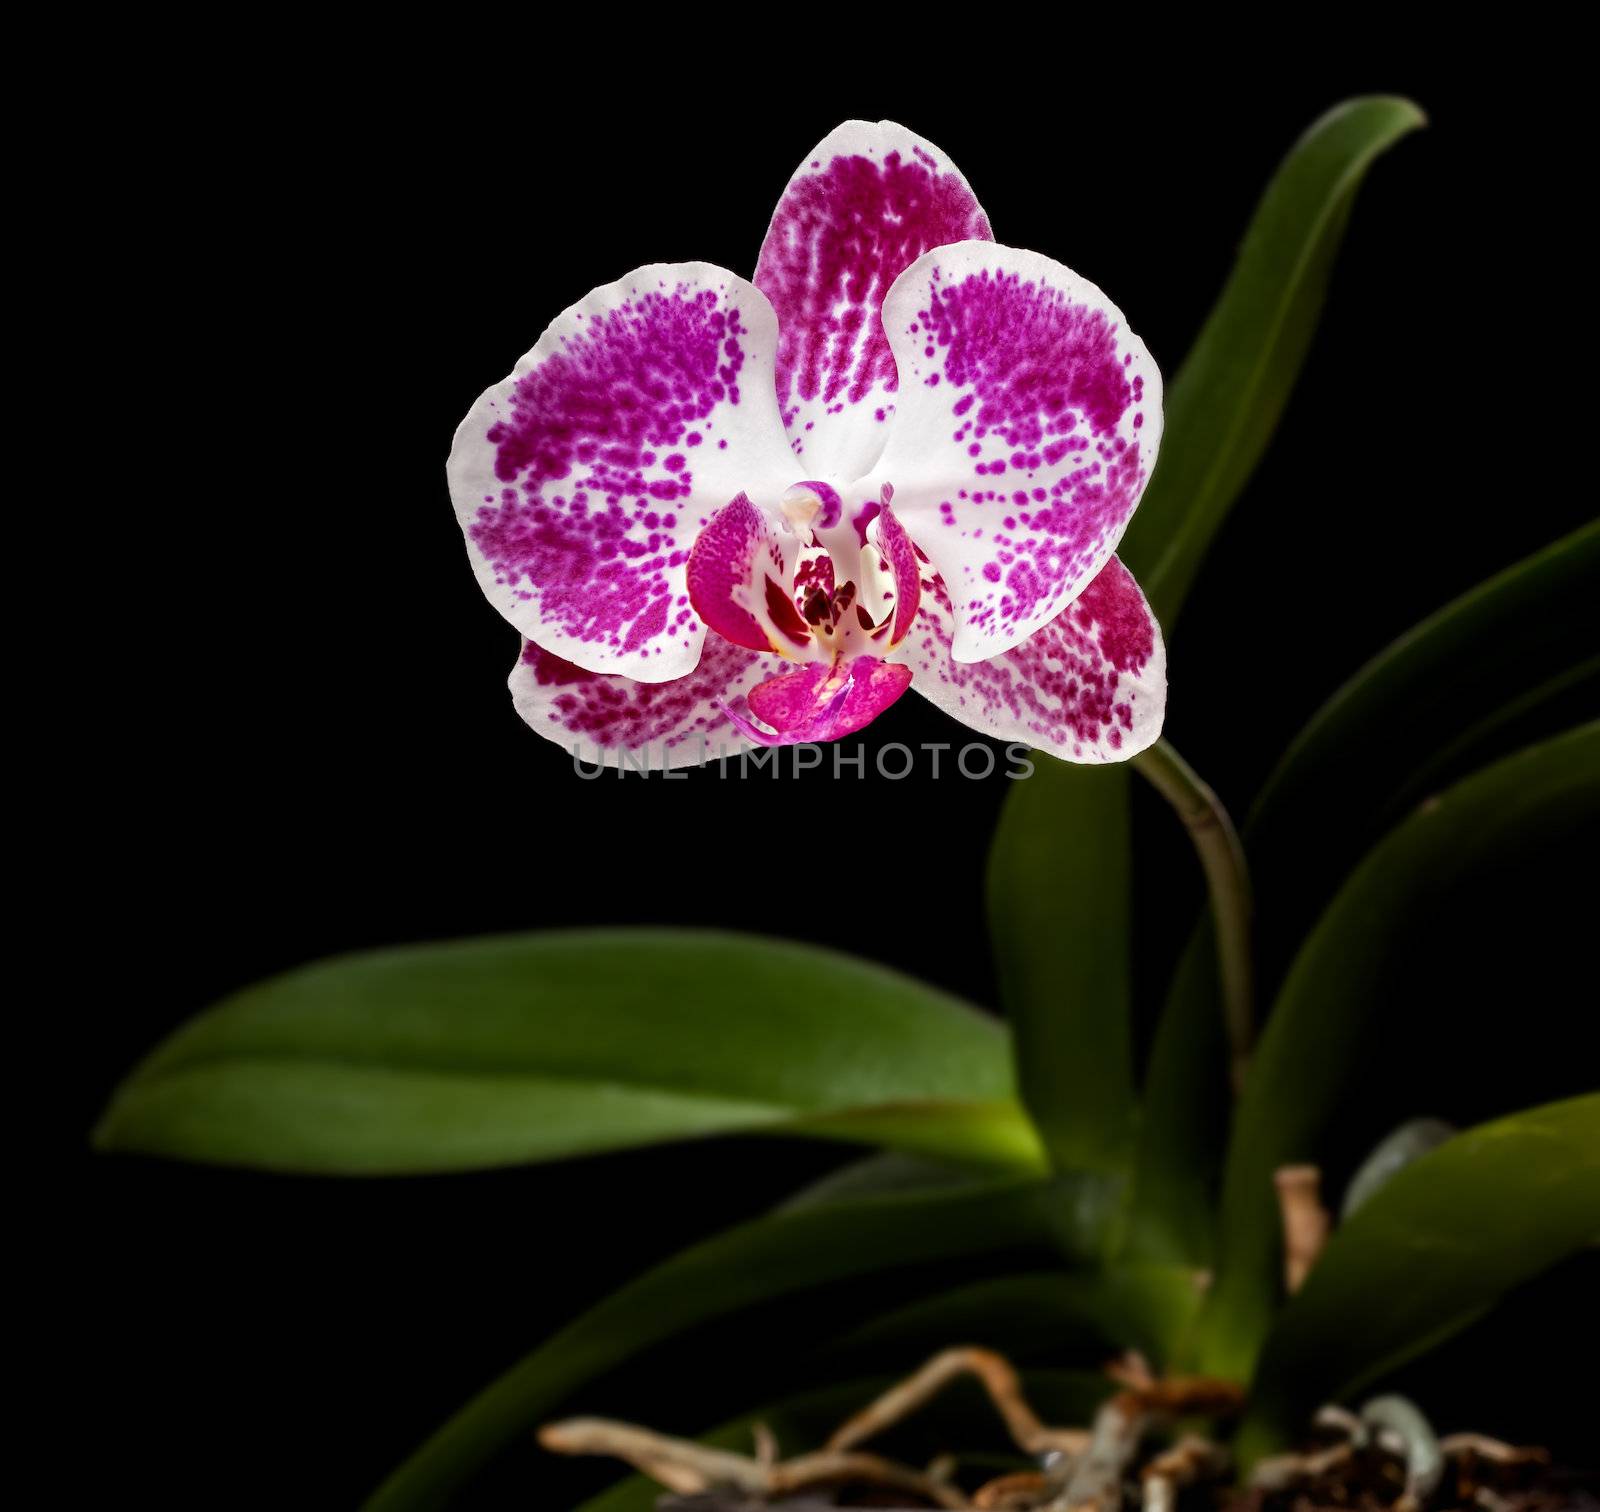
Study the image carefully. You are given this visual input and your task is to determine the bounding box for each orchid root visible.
[826,1345,1089,1460]
[1274,1163,1331,1293]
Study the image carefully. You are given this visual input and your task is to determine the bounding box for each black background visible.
[71,35,1597,1510]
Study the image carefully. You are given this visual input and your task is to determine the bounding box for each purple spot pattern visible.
[875,499,922,645]
[756,135,991,465]
[685,491,792,652]
[511,635,767,762]
[890,260,1153,652]
[453,125,1166,765]
[471,283,751,665]
[899,555,1165,761]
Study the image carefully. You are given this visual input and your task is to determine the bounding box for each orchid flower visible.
[448,121,1166,768]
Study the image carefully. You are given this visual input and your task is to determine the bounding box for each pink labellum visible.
[723,657,914,747]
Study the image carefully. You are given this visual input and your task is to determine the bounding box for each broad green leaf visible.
[1386,651,1600,816]
[1189,726,1600,1381]
[95,929,1046,1175]
[575,1370,1112,1512]
[1340,1118,1455,1219]
[1247,520,1600,964]
[1126,524,1600,1268]
[1120,925,1230,1269]
[821,1266,1205,1372]
[781,1150,1017,1211]
[365,1174,1096,1510]
[987,760,1135,1172]
[1236,1096,1600,1462]
[1117,96,1425,628]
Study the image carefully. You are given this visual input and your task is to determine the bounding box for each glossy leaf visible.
[987,759,1135,1172]
[365,1174,1095,1510]
[1117,96,1426,628]
[820,1265,1204,1372]
[1340,1118,1455,1220]
[1119,926,1230,1269]
[1248,519,1600,967]
[781,1150,1028,1212]
[1190,725,1600,1380]
[1391,652,1600,816]
[1126,524,1600,1268]
[95,929,1046,1174]
[1237,1096,1600,1461]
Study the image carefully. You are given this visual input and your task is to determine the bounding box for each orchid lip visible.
[715,669,856,748]
[719,654,914,748]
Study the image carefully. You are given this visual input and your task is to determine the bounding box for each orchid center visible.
[684,481,921,747]
[763,480,905,665]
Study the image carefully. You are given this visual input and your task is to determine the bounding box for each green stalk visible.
[1132,740,1254,1090]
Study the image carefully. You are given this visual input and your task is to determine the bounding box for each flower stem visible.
[1132,739,1254,1090]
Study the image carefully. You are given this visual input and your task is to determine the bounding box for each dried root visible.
[540,1346,1161,1508]
[539,1415,966,1507]
[1046,1374,1242,1511]
[1438,1433,1550,1468]
[1249,1396,1552,1511]
[540,1349,1548,1511]
[972,1470,1049,1509]
[1141,1436,1230,1512]
[826,1346,1090,1461]
[1273,1163,1331,1293]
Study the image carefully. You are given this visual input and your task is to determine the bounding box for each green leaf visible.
[1120,926,1230,1269]
[1247,520,1600,959]
[574,1370,1113,1512]
[94,929,1046,1174]
[1390,652,1600,815]
[1340,1118,1455,1220]
[1125,524,1600,1269]
[821,1266,1205,1372]
[780,1150,1019,1211]
[364,1174,1092,1510]
[1189,726,1600,1381]
[1117,96,1425,628]
[1237,1096,1600,1461]
[987,759,1135,1172]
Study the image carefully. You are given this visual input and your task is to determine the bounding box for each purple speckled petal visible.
[449,264,797,683]
[686,492,810,655]
[755,121,992,483]
[726,656,914,747]
[509,635,770,767]
[865,242,1163,663]
[899,556,1165,764]
[871,496,921,649]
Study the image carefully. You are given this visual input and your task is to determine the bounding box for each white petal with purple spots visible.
[898,556,1166,763]
[449,264,797,683]
[865,242,1163,664]
[755,122,992,483]
[509,636,770,767]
